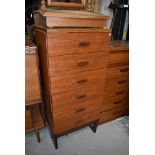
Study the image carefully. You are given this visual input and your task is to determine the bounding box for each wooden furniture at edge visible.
[34,10,111,149]
[25,38,45,142]
[34,10,109,28]
[99,41,129,124]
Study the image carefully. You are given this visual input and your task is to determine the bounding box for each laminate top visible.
[35,9,109,20]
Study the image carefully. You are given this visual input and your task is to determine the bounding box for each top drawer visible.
[108,50,129,66]
[47,32,110,56]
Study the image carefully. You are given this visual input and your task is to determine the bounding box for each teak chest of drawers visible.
[25,38,45,142]
[99,41,129,124]
[34,27,111,149]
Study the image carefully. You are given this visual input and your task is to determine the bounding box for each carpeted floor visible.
[25,117,129,155]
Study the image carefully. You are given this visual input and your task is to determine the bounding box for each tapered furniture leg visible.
[89,120,98,133]
[46,122,58,149]
[35,129,41,143]
[53,136,58,149]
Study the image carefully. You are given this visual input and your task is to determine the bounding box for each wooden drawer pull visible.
[77,79,88,84]
[77,94,87,99]
[116,91,125,95]
[77,61,89,67]
[78,41,90,47]
[118,80,127,84]
[114,100,122,104]
[120,68,129,72]
[113,111,121,115]
[76,108,86,113]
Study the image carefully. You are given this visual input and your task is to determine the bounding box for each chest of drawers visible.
[99,41,129,124]
[34,27,111,148]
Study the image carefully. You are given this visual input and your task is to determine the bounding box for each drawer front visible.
[108,50,129,66]
[50,68,106,94]
[101,97,128,111]
[74,110,99,127]
[53,105,99,134]
[104,88,129,100]
[48,32,110,56]
[53,118,76,135]
[99,105,128,124]
[73,98,101,118]
[105,76,129,91]
[112,106,129,118]
[99,109,114,123]
[49,52,108,76]
[107,65,129,79]
[52,87,103,119]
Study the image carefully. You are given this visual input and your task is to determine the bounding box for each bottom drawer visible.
[99,105,128,124]
[75,110,99,127]
[53,118,75,135]
[53,110,99,135]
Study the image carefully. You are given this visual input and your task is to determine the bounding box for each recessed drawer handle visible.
[77,61,89,67]
[118,80,127,84]
[78,41,90,47]
[77,79,88,84]
[100,111,105,114]
[113,111,121,115]
[114,100,122,104]
[77,94,87,99]
[76,108,86,113]
[116,91,125,95]
[75,120,83,125]
[120,68,129,72]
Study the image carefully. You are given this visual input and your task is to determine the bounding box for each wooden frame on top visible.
[47,0,87,9]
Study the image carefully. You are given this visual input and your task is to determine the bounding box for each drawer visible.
[53,118,76,135]
[101,97,128,111]
[53,105,100,135]
[49,52,108,76]
[112,106,129,118]
[99,105,128,124]
[104,88,129,100]
[52,87,103,119]
[108,50,129,66]
[50,68,106,94]
[107,65,129,79]
[73,98,101,117]
[105,76,129,91]
[47,32,110,56]
[74,110,99,128]
[99,109,114,123]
